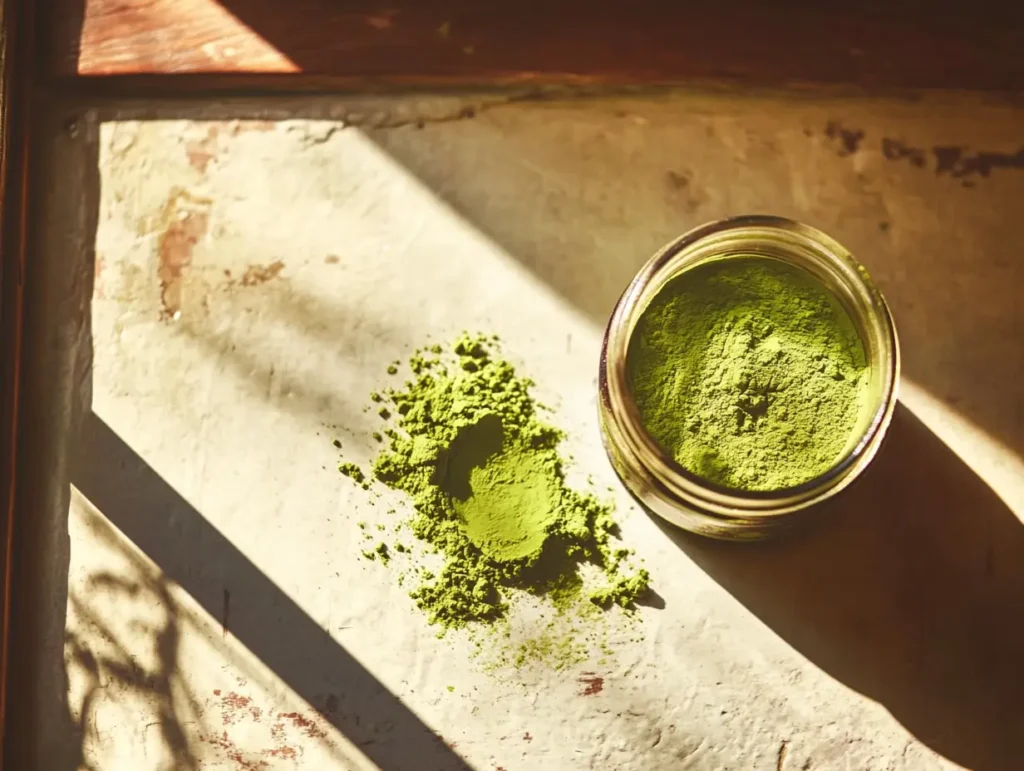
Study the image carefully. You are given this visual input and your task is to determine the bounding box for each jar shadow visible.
[653,402,1024,771]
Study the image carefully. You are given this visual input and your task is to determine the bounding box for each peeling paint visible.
[220,692,254,725]
[201,730,269,771]
[278,711,328,740]
[820,124,1024,187]
[881,137,927,168]
[240,261,286,287]
[147,188,213,320]
[933,145,1024,180]
[824,120,864,156]
[578,672,604,696]
[185,125,220,173]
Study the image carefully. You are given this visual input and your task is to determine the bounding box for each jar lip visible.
[604,215,900,512]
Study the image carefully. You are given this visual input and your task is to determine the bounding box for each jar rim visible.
[601,215,900,521]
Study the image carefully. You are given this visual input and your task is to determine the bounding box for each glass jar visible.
[598,215,900,540]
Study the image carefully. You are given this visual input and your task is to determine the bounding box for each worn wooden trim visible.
[0,0,33,763]
[52,1,1024,93]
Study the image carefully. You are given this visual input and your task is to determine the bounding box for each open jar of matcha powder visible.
[599,216,900,539]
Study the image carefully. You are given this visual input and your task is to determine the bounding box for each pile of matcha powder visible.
[357,334,649,630]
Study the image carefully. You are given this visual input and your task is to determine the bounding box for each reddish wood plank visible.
[68,0,297,75]
[53,0,1024,92]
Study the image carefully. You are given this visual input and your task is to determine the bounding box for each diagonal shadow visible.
[657,403,1024,771]
[72,411,471,771]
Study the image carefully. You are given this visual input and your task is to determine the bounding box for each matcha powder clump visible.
[628,257,868,491]
[370,334,648,630]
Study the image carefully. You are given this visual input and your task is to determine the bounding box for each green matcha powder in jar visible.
[599,216,899,539]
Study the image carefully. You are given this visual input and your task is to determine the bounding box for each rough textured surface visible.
[11,91,1024,770]
[629,257,868,490]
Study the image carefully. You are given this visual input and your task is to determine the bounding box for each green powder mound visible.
[448,415,562,561]
[628,257,868,491]
[371,334,649,629]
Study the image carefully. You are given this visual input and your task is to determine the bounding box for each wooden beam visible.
[53,1,1024,93]
[0,0,35,763]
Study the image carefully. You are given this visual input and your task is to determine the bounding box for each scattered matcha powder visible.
[513,628,588,670]
[628,257,868,491]
[338,462,367,487]
[590,571,652,609]
[369,334,649,630]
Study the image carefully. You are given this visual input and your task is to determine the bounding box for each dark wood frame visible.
[0,0,33,760]
[49,1,1024,95]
